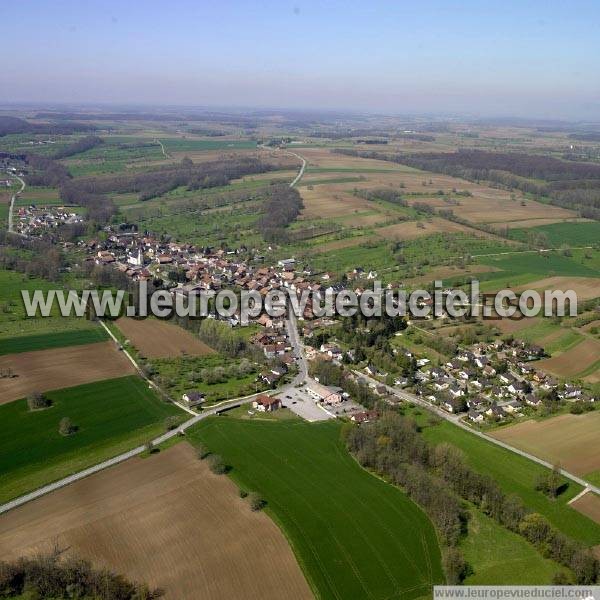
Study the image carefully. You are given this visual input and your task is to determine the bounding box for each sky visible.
[2,0,600,119]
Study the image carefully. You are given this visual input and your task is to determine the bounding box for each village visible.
[75,223,597,430]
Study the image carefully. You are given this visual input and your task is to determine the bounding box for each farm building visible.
[306,380,342,405]
[253,395,282,412]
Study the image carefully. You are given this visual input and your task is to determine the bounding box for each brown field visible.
[315,235,376,252]
[511,276,600,302]
[296,147,578,229]
[299,185,374,219]
[490,412,600,476]
[0,443,313,600]
[535,338,600,378]
[375,217,491,241]
[582,319,600,334]
[116,317,215,358]
[571,492,600,526]
[0,341,135,405]
[491,315,540,335]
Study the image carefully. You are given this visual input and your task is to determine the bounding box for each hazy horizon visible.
[3,0,600,120]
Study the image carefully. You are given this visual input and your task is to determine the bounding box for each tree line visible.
[0,549,163,599]
[52,134,104,159]
[0,116,97,137]
[345,411,599,585]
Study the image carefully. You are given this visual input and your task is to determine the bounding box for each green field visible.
[188,418,444,600]
[421,420,600,545]
[461,508,560,584]
[509,222,600,247]
[160,138,257,152]
[0,327,108,355]
[0,376,183,503]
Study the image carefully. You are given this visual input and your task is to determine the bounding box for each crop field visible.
[188,418,445,600]
[116,317,215,358]
[14,186,62,207]
[420,419,600,545]
[0,327,108,355]
[571,492,600,526]
[509,221,600,246]
[535,338,600,379]
[0,375,182,503]
[511,276,600,302]
[375,217,489,240]
[490,412,600,478]
[0,341,135,404]
[0,443,312,600]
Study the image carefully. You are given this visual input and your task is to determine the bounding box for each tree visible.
[207,454,227,475]
[442,548,469,584]
[58,417,76,436]
[164,416,179,431]
[248,492,266,511]
[27,391,51,411]
[196,443,209,460]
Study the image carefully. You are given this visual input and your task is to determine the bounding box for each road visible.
[287,150,307,188]
[354,369,600,496]
[7,174,25,234]
[154,138,169,158]
[286,307,308,385]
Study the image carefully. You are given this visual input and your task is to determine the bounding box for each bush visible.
[248,492,266,511]
[239,489,248,498]
[442,548,469,584]
[164,416,179,431]
[207,454,227,475]
[196,443,209,460]
[27,391,51,411]
[58,417,76,436]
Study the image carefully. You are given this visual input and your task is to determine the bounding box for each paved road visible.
[286,308,308,385]
[0,393,263,516]
[354,370,600,496]
[7,174,25,234]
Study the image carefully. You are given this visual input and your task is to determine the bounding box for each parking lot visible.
[279,386,334,422]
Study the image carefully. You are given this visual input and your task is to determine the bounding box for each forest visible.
[0,116,97,137]
[256,184,303,242]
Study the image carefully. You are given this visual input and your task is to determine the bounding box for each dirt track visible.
[116,318,215,358]
[0,341,135,404]
[0,443,313,600]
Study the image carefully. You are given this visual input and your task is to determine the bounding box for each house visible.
[350,410,378,424]
[524,393,542,407]
[253,395,282,412]
[468,409,485,423]
[486,403,506,419]
[482,364,497,377]
[448,384,465,398]
[443,397,465,413]
[504,399,523,414]
[182,391,205,408]
[508,380,528,395]
[307,380,342,404]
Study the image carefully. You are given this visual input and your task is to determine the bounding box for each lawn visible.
[0,375,183,504]
[0,327,108,355]
[421,420,600,545]
[187,418,444,600]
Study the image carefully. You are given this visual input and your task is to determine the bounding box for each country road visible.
[7,174,25,234]
[354,369,600,496]
[287,150,306,188]
[154,138,169,158]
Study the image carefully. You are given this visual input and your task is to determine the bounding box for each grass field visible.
[0,443,313,600]
[0,375,182,504]
[460,508,560,584]
[420,420,600,545]
[188,418,445,600]
[0,327,108,355]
